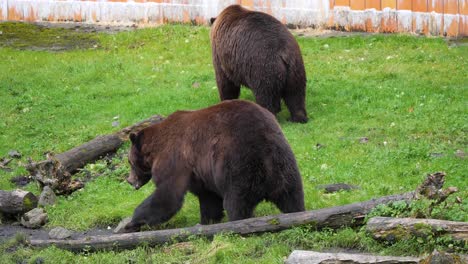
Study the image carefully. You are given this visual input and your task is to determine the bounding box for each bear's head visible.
[127,131,152,190]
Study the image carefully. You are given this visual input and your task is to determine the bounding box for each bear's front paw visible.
[288,115,308,124]
[122,221,142,233]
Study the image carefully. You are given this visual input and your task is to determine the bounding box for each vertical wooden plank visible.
[240,0,254,9]
[444,0,459,37]
[8,3,24,21]
[460,0,468,36]
[381,0,396,9]
[396,0,411,10]
[335,0,350,7]
[350,0,365,10]
[0,0,7,21]
[328,0,336,27]
[396,0,412,32]
[365,0,381,10]
[412,0,429,35]
[381,0,397,32]
[364,1,381,32]
[412,0,427,12]
[428,0,444,36]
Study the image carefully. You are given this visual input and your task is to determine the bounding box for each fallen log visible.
[0,189,38,215]
[367,217,468,243]
[26,115,164,194]
[285,250,420,264]
[29,191,416,252]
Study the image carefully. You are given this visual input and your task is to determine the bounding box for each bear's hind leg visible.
[283,80,308,123]
[223,191,259,221]
[198,191,224,224]
[269,185,305,214]
[215,69,240,100]
[253,89,281,115]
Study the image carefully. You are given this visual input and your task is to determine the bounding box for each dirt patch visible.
[0,224,113,243]
[292,28,380,38]
[0,22,136,51]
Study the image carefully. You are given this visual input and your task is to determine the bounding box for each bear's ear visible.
[209,17,216,25]
[129,132,138,144]
[130,132,143,151]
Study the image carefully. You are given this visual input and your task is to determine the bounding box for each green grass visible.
[0,22,467,263]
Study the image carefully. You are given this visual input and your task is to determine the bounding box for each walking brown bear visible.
[123,100,305,232]
[210,5,308,123]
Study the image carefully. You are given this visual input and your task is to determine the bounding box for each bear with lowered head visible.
[210,5,308,123]
[123,100,305,232]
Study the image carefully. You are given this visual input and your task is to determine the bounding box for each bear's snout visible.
[127,178,141,190]
[126,172,141,190]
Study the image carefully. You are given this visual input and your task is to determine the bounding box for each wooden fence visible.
[1,0,467,37]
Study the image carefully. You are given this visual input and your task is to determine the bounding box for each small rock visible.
[420,250,465,264]
[455,149,465,159]
[8,150,22,159]
[10,176,31,187]
[0,158,12,166]
[315,143,325,150]
[430,153,444,158]
[359,137,369,144]
[38,186,57,206]
[49,227,73,240]
[21,208,48,228]
[192,82,201,89]
[34,257,45,264]
[317,183,360,193]
[112,121,120,127]
[114,217,132,233]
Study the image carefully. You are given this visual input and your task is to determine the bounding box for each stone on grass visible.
[420,250,467,264]
[49,227,73,240]
[21,208,47,228]
[316,183,360,193]
[38,186,57,206]
[114,217,132,233]
[8,150,22,159]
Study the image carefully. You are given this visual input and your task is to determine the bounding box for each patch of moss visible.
[413,222,435,237]
[267,218,280,225]
[0,22,99,51]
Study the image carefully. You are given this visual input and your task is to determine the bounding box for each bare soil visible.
[0,224,113,243]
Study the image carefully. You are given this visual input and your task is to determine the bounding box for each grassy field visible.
[0,22,467,263]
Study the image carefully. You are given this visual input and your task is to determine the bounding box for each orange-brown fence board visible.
[461,0,468,36]
[1,0,466,37]
[380,0,397,33]
[366,0,381,10]
[444,0,459,36]
[412,0,429,35]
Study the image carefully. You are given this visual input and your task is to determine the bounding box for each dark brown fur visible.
[210,5,308,123]
[124,100,305,232]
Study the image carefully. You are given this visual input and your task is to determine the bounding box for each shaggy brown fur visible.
[210,5,308,123]
[124,100,305,232]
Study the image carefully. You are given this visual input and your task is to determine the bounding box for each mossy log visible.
[367,217,468,243]
[26,115,164,194]
[285,250,420,264]
[0,189,38,215]
[29,192,417,252]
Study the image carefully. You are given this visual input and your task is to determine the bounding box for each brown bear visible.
[123,100,305,232]
[210,5,308,123]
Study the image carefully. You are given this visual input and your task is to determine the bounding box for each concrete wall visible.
[1,0,467,37]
